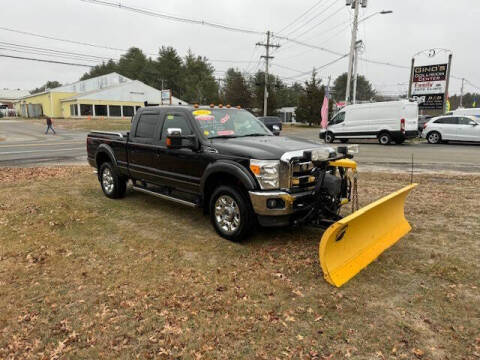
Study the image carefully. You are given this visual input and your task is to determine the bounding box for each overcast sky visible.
[1,0,479,96]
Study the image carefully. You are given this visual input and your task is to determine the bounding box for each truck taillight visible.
[423,122,428,129]
[400,118,405,133]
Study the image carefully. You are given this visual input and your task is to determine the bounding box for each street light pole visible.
[345,0,360,105]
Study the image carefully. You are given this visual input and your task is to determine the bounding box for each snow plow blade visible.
[319,184,417,287]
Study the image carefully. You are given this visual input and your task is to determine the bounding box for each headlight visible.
[249,159,279,189]
[272,125,280,131]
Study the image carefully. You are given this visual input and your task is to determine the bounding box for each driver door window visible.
[160,113,193,145]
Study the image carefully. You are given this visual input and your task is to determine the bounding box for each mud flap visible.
[319,184,417,287]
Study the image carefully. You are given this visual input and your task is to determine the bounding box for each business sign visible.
[412,94,445,110]
[161,89,171,104]
[411,63,448,110]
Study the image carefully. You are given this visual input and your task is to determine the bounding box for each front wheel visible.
[99,162,127,199]
[325,132,334,143]
[210,185,254,241]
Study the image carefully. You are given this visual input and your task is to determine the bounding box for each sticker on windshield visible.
[220,113,230,124]
[167,115,174,120]
[203,130,210,136]
[195,115,215,121]
[192,109,211,116]
[217,130,235,136]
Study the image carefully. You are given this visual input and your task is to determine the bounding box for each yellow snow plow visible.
[318,159,417,287]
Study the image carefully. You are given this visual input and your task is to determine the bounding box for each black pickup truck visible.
[87,106,356,241]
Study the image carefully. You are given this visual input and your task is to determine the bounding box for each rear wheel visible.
[427,131,441,144]
[210,185,254,241]
[325,132,334,143]
[99,162,127,199]
[378,132,392,145]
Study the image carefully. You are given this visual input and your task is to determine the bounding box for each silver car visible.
[422,115,480,144]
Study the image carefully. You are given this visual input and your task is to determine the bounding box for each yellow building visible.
[16,73,187,118]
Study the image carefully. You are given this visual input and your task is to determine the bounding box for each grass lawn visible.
[0,167,479,359]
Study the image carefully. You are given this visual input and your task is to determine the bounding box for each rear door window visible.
[434,117,458,125]
[135,113,160,139]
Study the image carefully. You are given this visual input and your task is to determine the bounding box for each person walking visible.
[45,116,56,135]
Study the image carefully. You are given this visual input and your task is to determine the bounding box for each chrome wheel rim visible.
[429,133,439,143]
[380,135,389,144]
[326,133,333,143]
[102,168,114,194]
[214,195,240,235]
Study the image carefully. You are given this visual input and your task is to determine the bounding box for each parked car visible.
[417,115,433,135]
[257,116,282,135]
[319,100,418,145]
[445,108,480,119]
[422,115,480,144]
[86,106,358,241]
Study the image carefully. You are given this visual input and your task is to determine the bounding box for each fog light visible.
[267,198,285,209]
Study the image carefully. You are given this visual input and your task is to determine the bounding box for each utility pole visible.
[257,31,280,116]
[460,77,465,107]
[345,0,361,104]
[352,40,363,104]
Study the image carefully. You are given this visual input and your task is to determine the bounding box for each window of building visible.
[70,104,78,116]
[123,106,134,117]
[80,104,93,116]
[95,105,108,116]
[109,105,121,117]
[135,114,159,138]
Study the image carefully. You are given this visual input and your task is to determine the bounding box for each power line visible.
[276,0,327,35]
[80,0,265,36]
[0,53,94,67]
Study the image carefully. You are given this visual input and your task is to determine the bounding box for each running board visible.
[132,186,198,208]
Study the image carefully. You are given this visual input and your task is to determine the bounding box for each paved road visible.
[1,120,479,173]
[282,126,480,174]
[0,120,87,166]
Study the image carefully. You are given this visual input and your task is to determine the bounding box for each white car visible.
[422,115,480,144]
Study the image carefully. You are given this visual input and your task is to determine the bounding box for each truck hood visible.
[210,135,335,160]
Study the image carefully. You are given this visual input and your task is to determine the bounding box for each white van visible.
[446,107,480,119]
[319,100,418,145]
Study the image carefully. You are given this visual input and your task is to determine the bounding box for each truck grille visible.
[290,161,316,190]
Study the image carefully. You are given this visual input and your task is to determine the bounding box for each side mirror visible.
[471,122,478,126]
[166,128,199,150]
[166,128,183,148]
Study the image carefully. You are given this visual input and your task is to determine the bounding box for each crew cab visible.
[87,106,357,241]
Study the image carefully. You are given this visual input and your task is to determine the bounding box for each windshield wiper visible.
[236,133,270,137]
[208,135,238,139]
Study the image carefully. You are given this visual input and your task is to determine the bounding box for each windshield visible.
[192,109,272,138]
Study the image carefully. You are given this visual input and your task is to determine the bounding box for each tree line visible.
[32,46,379,125]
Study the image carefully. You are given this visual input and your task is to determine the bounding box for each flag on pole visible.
[473,98,477,107]
[446,98,451,112]
[321,86,329,129]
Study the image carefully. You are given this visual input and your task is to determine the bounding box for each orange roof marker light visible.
[226,104,231,108]
[209,104,215,108]
[194,104,199,108]
[218,104,223,108]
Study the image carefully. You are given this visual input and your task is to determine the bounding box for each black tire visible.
[340,139,349,143]
[99,162,127,199]
[378,132,392,145]
[209,185,255,241]
[426,131,441,144]
[325,132,335,143]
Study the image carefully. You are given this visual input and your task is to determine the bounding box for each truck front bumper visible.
[249,190,315,227]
